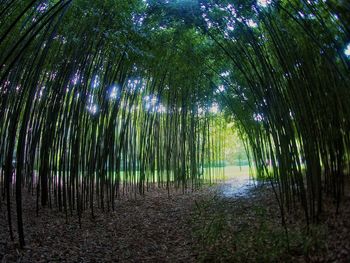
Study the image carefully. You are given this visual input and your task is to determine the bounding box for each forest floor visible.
[1,169,350,262]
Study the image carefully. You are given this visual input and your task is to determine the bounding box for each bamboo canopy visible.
[0,0,349,248]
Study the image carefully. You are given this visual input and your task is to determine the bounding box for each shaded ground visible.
[192,184,350,262]
[0,187,208,263]
[1,167,350,262]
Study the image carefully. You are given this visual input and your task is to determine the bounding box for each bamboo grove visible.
[1,0,350,248]
[196,0,350,228]
[0,0,225,247]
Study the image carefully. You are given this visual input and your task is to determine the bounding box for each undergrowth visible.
[191,189,328,262]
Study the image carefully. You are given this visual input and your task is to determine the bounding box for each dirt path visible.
[2,168,349,262]
[1,166,251,263]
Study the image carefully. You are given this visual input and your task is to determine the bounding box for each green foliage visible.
[1,0,350,249]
